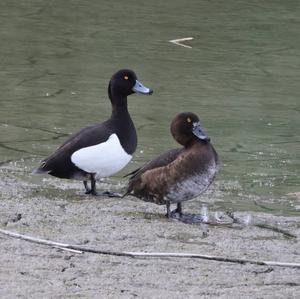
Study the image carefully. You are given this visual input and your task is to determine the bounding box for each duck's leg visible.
[83,180,91,194]
[82,175,97,195]
[83,175,97,195]
[86,174,121,197]
[166,201,171,218]
[174,202,182,215]
[83,173,98,195]
[90,174,97,195]
[166,202,182,218]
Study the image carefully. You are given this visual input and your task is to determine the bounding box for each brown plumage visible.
[126,112,219,221]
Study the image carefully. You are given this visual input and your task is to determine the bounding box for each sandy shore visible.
[0,164,299,299]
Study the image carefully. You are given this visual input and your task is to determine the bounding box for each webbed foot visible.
[169,211,206,224]
[167,203,209,224]
[85,189,97,196]
[83,177,121,197]
[99,191,122,198]
[85,190,121,197]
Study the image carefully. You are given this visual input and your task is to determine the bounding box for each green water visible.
[0,0,299,215]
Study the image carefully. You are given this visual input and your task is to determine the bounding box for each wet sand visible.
[0,164,299,299]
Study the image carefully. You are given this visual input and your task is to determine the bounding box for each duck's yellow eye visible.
[124,75,129,80]
[187,117,191,123]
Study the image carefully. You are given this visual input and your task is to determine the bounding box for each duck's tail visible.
[31,163,49,175]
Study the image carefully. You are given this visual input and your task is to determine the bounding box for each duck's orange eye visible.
[124,75,129,80]
[187,117,191,123]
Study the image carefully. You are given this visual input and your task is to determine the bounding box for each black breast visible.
[111,112,137,155]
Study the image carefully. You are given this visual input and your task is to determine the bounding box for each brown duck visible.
[125,112,219,222]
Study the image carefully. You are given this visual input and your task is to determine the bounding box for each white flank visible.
[169,37,194,48]
[71,133,132,178]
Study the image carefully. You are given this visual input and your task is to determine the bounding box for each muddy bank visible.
[0,165,299,298]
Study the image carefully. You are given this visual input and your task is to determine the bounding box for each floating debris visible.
[169,37,194,48]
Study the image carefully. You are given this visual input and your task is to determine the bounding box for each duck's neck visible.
[185,138,208,148]
[108,85,130,117]
[109,95,137,155]
[110,93,129,117]
[111,103,129,119]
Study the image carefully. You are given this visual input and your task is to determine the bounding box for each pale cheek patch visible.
[71,133,132,178]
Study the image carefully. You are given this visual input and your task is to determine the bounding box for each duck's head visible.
[170,112,210,146]
[108,69,153,104]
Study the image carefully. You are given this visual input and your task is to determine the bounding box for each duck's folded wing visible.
[126,148,182,180]
[33,123,111,177]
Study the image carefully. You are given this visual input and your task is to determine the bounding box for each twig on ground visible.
[0,228,299,268]
[53,246,83,254]
[226,212,297,239]
[254,223,297,239]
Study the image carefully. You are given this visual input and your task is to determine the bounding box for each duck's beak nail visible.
[132,80,153,95]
